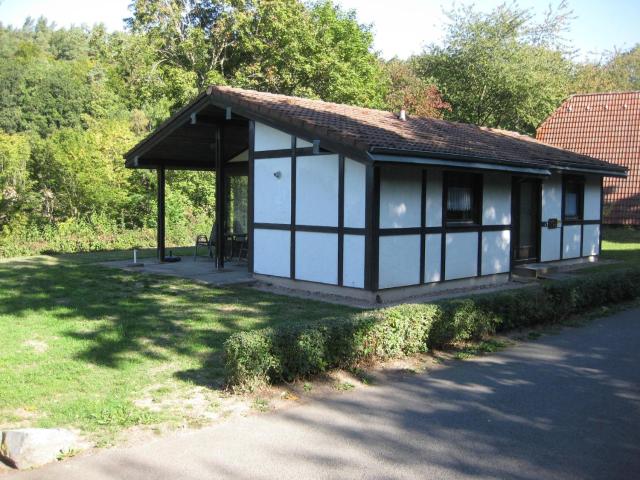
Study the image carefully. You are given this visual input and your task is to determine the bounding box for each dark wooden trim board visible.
[364,164,374,290]
[477,173,484,276]
[157,166,165,261]
[440,172,447,282]
[253,147,327,159]
[290,135,297,279]
[338,155,345,286]
[215,126,225,268]
[247,121,255,273]
[419,169,427,284]
[599,176,604,254]
[371,166,381,291]
[560,176,566,260]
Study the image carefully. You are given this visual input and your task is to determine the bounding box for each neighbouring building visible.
[124,86,626,302]
[537,91,640,225]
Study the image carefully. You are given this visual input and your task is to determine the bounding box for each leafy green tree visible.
[413,2,574,134]
[572,45,640,93]
[125,0,387,108]
[0,133,35,229]
[383,59,450,117]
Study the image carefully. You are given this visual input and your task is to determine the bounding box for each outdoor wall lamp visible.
[273,171,282,179]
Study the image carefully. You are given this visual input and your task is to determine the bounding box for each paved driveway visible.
[10,308,640,480]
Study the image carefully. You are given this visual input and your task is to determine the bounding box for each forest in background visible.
[1,0,638,257]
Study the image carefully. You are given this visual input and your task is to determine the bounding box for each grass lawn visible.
[0,253,359,445]
[599,226,640,267]
[1,227,638,445]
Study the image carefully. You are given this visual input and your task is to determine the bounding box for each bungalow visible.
[124,86,626,302]
[537,91,640,225]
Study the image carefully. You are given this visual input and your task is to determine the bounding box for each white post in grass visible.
[133,249,137,264]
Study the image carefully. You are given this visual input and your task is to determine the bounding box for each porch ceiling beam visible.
[125,94,212,162]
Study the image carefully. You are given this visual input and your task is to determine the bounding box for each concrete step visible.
[512,263,559,279]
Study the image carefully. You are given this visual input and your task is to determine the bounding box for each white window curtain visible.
[448,186,472,212]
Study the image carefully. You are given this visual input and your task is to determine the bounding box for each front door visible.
[513,178,540,263]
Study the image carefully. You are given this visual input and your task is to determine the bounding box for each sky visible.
[1,0,638,61]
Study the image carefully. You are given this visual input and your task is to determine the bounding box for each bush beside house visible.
[224,268,640,391]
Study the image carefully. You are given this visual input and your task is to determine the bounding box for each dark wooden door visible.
[514,178,540,263]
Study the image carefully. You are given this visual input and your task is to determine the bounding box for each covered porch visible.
[125,93,253,271]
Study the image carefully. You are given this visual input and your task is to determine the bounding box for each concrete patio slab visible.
[101,257,253,286]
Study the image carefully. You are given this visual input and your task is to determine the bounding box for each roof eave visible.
[368,151,551,176]
[369,147,627,178]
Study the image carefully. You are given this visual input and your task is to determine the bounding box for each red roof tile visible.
[537,92,640,224]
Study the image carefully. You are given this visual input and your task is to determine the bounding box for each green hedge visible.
[224,268,640,391]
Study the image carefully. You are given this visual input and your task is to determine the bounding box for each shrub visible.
[224,268,640,391]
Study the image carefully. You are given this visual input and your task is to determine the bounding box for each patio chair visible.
[193,224,216,261]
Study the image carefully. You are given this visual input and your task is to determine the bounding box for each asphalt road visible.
[9,308,640,480]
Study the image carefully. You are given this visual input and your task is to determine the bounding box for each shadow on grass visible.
[0,256,358,389]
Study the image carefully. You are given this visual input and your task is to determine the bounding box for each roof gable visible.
[536,91,640,168]
[125,86,627,176]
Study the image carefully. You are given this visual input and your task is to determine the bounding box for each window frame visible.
[444,172,482,226]
[562,176,585,221]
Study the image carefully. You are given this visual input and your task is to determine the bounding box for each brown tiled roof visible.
[537,92,640,224]
[207,86,624,175]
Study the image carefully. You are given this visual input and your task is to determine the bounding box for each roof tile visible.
[537,92,640,224]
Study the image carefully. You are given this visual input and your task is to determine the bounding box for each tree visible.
[572,45,640,93]
[383,59,450,118]
[125,0,388,108]
[413,2,574,134]
[0,133,34,229]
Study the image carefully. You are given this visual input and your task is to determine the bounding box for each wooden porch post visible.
[157,166,166,262]
[215,126,225,269]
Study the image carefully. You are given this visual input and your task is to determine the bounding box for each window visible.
[563,178,584,220]
[445,173,481,224]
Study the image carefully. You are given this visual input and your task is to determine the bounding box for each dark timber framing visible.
[247,121,255,273]
[338,155,345,286]
[125,90,617,295]
[419,169,427,284]
[290,135,297,279]
[215,126,225,269]
[559,174,599,261]
[157,167,165,262]
[254,146,362,287]
[363,164,375,290]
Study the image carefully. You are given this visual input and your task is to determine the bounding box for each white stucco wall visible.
[425,170,442,227]
[424,233,441,283]
[253,229,290,277]
[582,224,600,256]
[445,232,478,280]
[481,230,511,275]
[563,224,582,259]
[295,231,338,284]
[295,154,339,226]
[584,176,602,221]
[378,235,421,288]
[379,168,422,228]
[483,174,511,225]
[343,234,365,288]
[254,157,291,224]
[540,174,562,262]
[344,158,366,228]
[296,137,313,148]
[255,122,291,151]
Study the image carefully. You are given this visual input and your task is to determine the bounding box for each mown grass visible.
[1,227,638,443]
[0,253,358,444]
[579,226,640,274]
